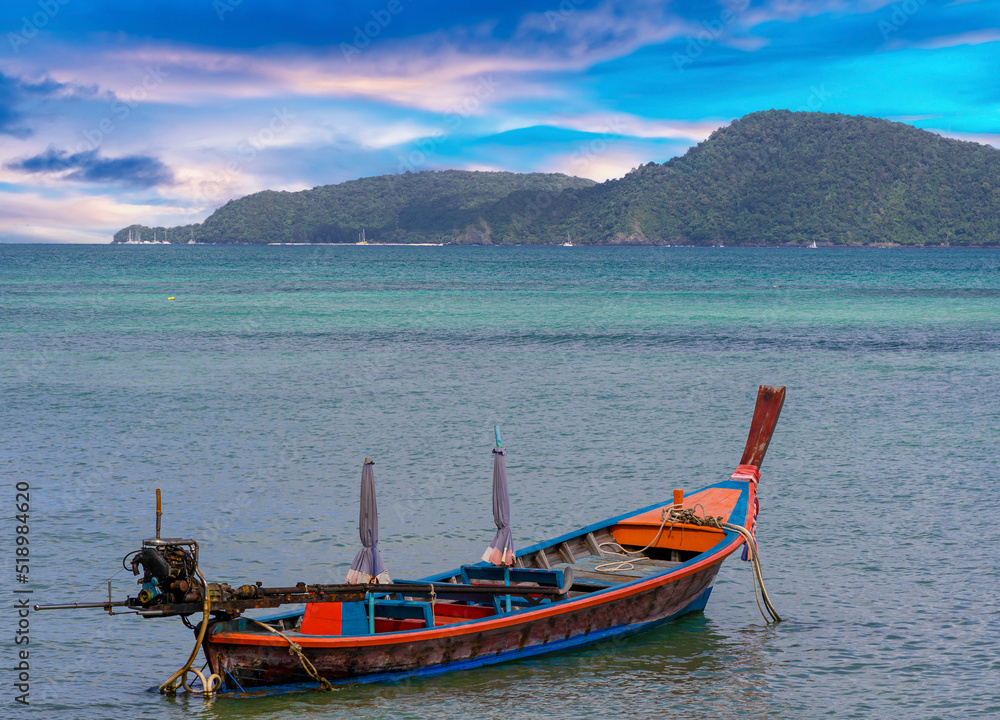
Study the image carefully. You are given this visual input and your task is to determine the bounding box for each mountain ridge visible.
[114,111,1000,246]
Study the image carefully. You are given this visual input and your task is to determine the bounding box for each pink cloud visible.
[547,146,656,182]
[0,189,199,243]
[17,41,573,114]
[7,2,699,116]
[741,0,897,28]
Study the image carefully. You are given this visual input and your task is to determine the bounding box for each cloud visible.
[32,42,567,114]
[514,0,695,59]
[7,147,174,188]
[741,0,898,28]
[547,145,653,182]
[0,188,198,243]
[23,2,697,116]
[888,114,944,122]
[544,113,724,142]
[10,0,956,120]
[0,71,67,138]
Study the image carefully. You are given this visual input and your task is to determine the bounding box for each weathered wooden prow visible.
[739,385,786,469]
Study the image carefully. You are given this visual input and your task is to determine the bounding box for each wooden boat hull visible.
[206,559,722,689]
[203,474,755,691]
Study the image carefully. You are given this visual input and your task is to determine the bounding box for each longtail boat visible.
[36,385,785,695]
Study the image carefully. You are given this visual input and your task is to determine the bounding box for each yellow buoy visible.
[168,297,175,300]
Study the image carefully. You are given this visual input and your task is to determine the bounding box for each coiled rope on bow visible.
[596,505,675,572]
[595,503,718,572]
[247,619,333,692]
[596,504,781,623]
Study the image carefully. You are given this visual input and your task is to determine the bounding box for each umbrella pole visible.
[504,567,511,613]
[367,591,375,635]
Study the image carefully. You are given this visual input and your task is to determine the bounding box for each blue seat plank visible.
[372,599,434,628]
[460,565,569,590]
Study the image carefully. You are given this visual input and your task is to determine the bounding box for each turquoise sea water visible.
[1,245,998,719]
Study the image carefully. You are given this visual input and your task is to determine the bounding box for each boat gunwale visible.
[208,476,754,649]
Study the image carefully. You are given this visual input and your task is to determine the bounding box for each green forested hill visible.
[486,110,1000,246]
[113,171,594,245]
[114,111,1000,246]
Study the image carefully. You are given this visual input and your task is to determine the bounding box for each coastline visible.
[102,241,999,248]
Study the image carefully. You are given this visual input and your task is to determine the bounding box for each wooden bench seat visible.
[459,565,576,614]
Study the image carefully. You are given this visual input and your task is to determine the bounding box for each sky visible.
[1,0,998,243]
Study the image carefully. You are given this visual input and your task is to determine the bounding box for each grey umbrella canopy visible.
[481,441,515,566]
[345,458,391,584]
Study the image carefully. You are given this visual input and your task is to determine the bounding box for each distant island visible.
[114,110,1000,247]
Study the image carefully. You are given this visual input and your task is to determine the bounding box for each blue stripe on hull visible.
[221,586,715,697]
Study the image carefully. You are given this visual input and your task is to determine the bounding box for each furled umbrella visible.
[481,426,515,566]
[345,458,391,584]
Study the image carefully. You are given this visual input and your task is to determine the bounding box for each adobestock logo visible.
[7,0,72,53]
[877,0,928,41]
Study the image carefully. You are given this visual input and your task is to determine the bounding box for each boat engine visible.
[129,537,202,606]
[120,490,208,608]
[126,535,259,615]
